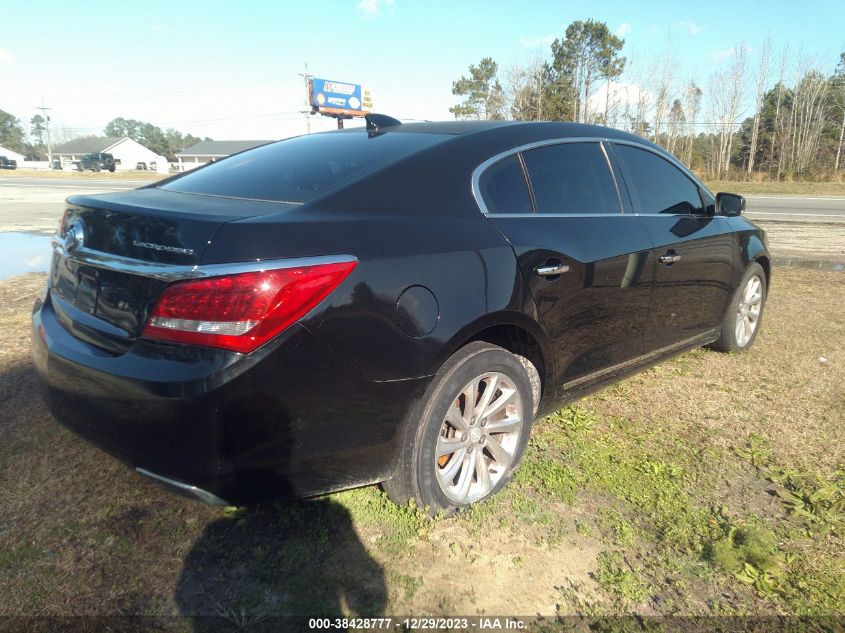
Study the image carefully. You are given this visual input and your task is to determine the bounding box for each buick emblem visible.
[64,219,85,254]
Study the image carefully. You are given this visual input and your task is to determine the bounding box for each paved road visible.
[0,178,144,233]
[1,177,844,234]
[0,177,141,191]
[744,195,845,222]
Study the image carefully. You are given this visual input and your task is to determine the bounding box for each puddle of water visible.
[0,232,53,280]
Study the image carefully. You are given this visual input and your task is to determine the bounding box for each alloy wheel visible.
[434,372,524,504]
[735,274,763,347]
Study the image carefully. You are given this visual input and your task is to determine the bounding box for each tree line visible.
[0,109,209,162]
[450,20,845,181]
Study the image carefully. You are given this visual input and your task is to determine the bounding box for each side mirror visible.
[716,192,745,216]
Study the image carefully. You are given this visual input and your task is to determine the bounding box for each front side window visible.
[614,144,704,215]
[521,142,620,214]
[161,131,450,204]
[478,154,533,214]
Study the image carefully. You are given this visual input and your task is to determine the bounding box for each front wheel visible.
[384,342,535,514]
[710,262,767,353]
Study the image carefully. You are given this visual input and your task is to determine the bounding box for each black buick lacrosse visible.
[32,115,769,513]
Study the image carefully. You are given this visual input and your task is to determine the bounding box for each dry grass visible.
[0,269,842,621]
[0,169,166,181]
[704,181,845,196]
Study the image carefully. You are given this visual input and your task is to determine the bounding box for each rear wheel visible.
[710,262,767,353]
[384,342,534,514]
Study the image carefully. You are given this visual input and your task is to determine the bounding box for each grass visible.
[703,180,845,196]
[0,268,843,620]
[0,168,166,180]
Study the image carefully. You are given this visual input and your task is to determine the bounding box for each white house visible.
[0,145,25,162]
[52,137,166,172]
[176,140,273,170]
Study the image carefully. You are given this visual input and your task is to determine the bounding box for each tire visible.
[710,262,767,353]
[76,163,83,172]
[383,342,535,514]
[108,166,115,173]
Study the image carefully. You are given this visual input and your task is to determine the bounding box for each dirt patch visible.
[754,220,845,263]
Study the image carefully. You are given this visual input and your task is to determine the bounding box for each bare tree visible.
[681,79,703,167]
[832,53,845,173]
[651,37,677,144]
[747,36,772,175]
[708,44,747,179]
[770,46,789,178]
[667,99,685,154]
[790,56,828,175]
[504,54,546,121]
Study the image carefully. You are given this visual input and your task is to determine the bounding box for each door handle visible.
[534,263,571,276]
[658,254,682,264]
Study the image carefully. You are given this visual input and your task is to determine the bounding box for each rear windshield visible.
[161,131,450,204]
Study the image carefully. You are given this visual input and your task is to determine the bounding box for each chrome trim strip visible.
[52,237,357,282]
[483,213,636,219]
[599,140,625,213]
[136,467,230,506]
[634,213,730,218]
[608,138,715,198]
[562,331,718,390]
[472,136,616,216]
[471,135,712,216]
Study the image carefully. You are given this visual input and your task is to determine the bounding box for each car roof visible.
[370,119,648,143]
[335,119,664,158]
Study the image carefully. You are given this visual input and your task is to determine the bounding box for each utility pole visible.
[298,62,313,134]
[37,104,53,165]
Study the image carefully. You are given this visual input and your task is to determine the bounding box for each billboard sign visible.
[310,78,373,117]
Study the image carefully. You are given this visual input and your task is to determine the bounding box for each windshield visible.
[161,131,450,204]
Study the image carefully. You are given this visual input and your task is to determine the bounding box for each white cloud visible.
[0,48,15,64]
[357,0,394,17]
[615,22,632,37]
[711,48,734,62]
[676,20,703,35]
[519,34,556,48]
[588,80,651,117]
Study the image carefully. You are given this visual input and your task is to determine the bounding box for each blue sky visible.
[1,0,843,140]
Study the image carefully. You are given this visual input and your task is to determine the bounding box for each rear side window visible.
[614,144,704,215]
[521,142,620,214]
[161,132,450,204]
[478,155,533,214]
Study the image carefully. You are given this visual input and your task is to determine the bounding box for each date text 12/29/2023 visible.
[308,617,527,630]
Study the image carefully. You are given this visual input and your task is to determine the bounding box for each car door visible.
[610,142,735,352]
[478,140,655,391]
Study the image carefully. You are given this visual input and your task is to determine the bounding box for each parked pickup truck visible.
[0,156,17,169]
[75,153,116,172]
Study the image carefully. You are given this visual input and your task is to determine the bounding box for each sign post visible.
[309,78,373,128]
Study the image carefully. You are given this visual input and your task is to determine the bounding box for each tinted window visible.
[521,142,619,214]
[614,144,704,215]
[478,155,532,214]
[162,132,450,204]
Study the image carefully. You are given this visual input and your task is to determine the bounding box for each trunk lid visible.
[50,188,298,353]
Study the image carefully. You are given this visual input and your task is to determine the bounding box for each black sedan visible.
[32,116,769,513]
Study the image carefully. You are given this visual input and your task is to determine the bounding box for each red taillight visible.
[141,260,356,353]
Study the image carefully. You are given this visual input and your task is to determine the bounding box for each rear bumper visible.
[32,296,428,504]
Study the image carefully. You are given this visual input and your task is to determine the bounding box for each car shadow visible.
[174,498,387,631]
